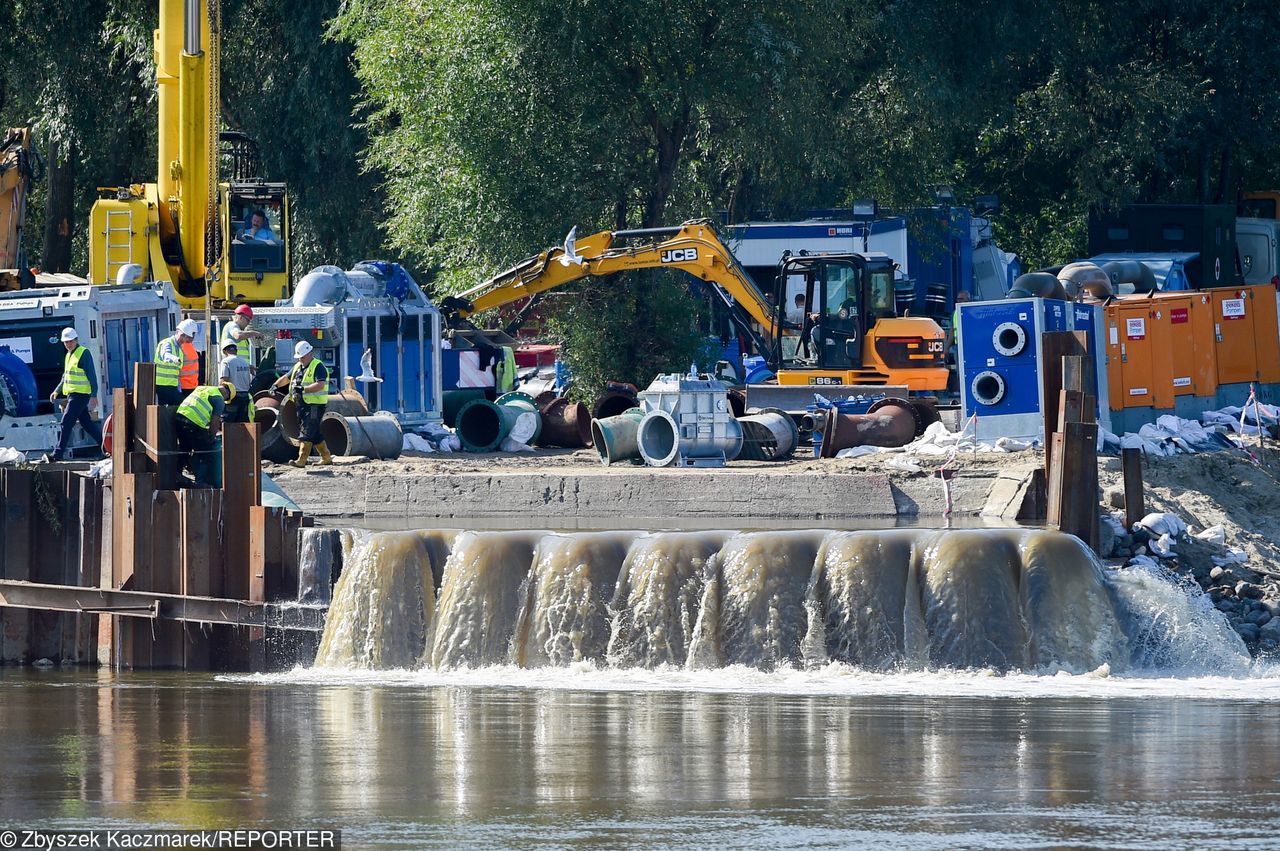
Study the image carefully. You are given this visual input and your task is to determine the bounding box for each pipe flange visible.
[867,396,925,437]
[970,371,1007,406]
[992,322,1028,357]
[496,391,537,408]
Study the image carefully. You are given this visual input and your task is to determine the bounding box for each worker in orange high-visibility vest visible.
[180,338,200,398]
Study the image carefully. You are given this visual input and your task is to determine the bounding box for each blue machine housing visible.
[958,298,1069,442]
[1066,301,1113,434]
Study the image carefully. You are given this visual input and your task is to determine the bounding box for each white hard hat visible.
[294,340,314,358]
[177,318,198,337]
[115,263,145,287]
[60,327,79,342]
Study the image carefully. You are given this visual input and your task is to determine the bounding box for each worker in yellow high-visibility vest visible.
[270,340,333,468]
[48,327,103,461]
[155,318,197,405]
[174,382,233,487]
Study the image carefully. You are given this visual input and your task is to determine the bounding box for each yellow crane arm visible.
[456,220,779,340]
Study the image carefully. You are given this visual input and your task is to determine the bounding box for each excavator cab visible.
[773,253,898,374]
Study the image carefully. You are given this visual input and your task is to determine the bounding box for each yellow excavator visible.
[445,219,948,389]
[87,0,291,308]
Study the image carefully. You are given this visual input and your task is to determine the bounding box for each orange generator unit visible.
[1102,284,1280,433]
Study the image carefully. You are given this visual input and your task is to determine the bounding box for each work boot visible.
[290,441,312,469]
[315,441,333,465]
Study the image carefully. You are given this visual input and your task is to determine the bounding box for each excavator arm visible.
[453,220,779,344]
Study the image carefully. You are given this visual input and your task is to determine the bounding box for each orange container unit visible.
[1212,286,1280,385]
[1105,298,1176,410]
[1152,291,1217,397]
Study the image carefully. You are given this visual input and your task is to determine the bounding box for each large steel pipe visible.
[736,407,800,462]
[279,390,370,447]
[319,413,403,460]
[1007,271,1069,301]
[495,392,543,445]
[637,409,743,467]
[456,399,522,452]
[819,397,939,458]
[1100,259,1157,294]
[260,425,298,464]
[1057,262,1113,299]
[592,388,639,420]
[441,388,487,428]
[591,407,645,466]
[537,396,593,448]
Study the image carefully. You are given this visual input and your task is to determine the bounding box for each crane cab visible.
[220,180,291,304]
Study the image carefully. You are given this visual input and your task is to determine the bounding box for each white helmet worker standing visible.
[48,326,103,461]
[270,339,331,468]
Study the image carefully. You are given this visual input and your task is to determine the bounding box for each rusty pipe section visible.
[819,397,939,458]
[537,396,593,448]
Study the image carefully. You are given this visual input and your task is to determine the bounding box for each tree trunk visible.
[42,138,75,273]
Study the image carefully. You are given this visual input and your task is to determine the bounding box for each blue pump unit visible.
[0,347,38,417]
[958,297,1070,442]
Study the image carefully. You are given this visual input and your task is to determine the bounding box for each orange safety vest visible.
[180,341,200,390]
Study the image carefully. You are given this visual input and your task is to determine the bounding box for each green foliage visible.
[545,271,721,400]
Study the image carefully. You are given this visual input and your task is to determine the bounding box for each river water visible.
[3,668,1280,848]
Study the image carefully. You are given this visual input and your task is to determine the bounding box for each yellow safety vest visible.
[61,346,92,396]
[154,336,183,387]
[289,357,328,405]
[220,321,251,360]
[177,386,222,428]
[496,346,517,394]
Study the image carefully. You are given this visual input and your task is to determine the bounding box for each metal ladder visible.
[103,208,133,284]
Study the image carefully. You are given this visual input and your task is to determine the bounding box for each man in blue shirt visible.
[241,210,277,243]
[49,327,103,460]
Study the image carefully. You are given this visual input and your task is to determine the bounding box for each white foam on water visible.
[229,659,1280,702]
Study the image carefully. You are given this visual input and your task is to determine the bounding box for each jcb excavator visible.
[445,219,947,390]
[87,0,291,309]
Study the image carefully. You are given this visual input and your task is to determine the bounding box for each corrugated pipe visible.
[736,407,799,461]
[1007,272,1069,301]
[1057,262,1113,299]
[1100,260,1157,294]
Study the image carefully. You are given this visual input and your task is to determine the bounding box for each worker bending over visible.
[271,340,332,468]
[155,319,198,405]
[175,382,234,487]
[49,327,103,461]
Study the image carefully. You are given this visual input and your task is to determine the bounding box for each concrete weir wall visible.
[278,462,1042,524]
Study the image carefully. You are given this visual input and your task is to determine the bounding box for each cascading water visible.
[308,527,1252,675]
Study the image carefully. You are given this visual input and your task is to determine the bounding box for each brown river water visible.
[2,669,1279,849]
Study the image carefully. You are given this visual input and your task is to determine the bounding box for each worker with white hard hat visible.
[219,303,265,361]
[270,339,332,467]
[155,318,199,405]
[48,327,103,461]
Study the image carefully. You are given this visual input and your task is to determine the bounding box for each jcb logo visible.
[661,248,697,263]
[927,340,944,353]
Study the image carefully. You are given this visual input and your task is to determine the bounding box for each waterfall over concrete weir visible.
[312,528,1249,674]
